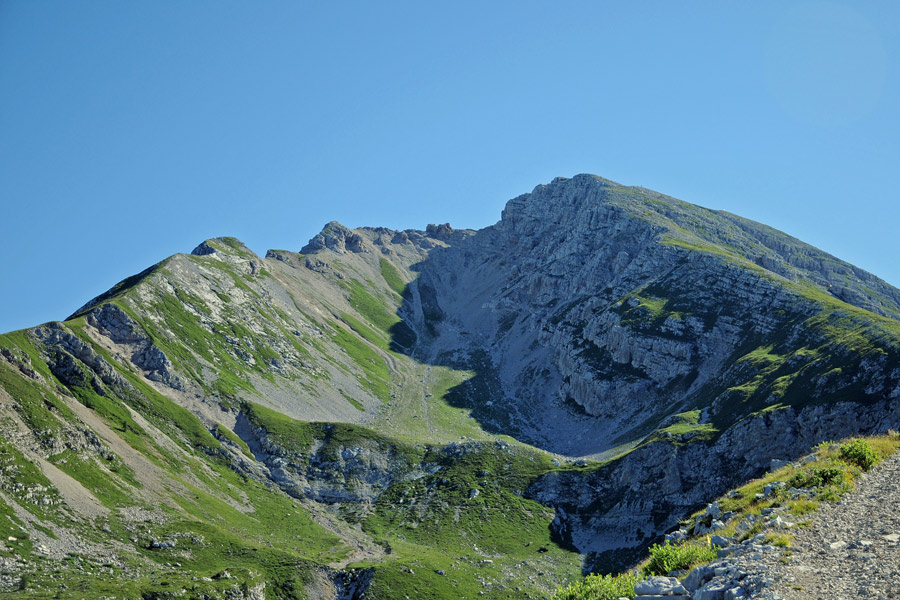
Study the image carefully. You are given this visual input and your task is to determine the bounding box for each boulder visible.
[634,576,688,596]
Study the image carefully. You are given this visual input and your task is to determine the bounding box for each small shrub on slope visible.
[643,540,718,576]
[551,571,639,600]
[838,438,880,471]
[788,466,845,489]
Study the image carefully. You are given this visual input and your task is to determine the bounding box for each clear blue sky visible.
[1,2,899,333]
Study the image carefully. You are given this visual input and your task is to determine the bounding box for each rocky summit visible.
[1,174,899,599]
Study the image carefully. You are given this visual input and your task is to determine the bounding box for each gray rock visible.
[301,221,368,254]
[696,519,726,535]
[769,459,790,471]
[86,303,183,390]
[763,482,783,497]
[694,581,728,600]
[634,576,687,596]
[772,516,794,529]
[666,529,688,543]
[682,563,717,593]
[724,587,745,600]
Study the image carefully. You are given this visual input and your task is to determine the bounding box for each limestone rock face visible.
[395,174,900,455]
[87,303,183,390]
[526,398,900,567]
[240,415,420,507]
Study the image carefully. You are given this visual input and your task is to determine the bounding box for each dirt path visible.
[773,451,900,599]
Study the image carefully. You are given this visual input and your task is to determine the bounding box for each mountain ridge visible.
[2,174,899,598]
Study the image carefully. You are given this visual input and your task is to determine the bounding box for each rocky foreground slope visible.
[771,446,900,598]
[1,174,900,598]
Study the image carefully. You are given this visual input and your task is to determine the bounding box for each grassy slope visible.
[0,327,355,599]
[0,248,585,598]
[600,179,900,321]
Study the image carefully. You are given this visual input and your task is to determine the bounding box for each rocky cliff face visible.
[528,397,900,571]
[397,175,900,456]
[2,174,900,597]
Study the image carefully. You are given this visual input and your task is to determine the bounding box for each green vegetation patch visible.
[643,410,718,447]
[0,361,66,435]
[215,423,254,459]
[0,438,63,527]
[552,571,639,600]
[339,389,365,411]
[344,278,402,335]
[209,236,255,258]
[332,324,392,403]
[643,540,718,576]
[361,443,578,599]
[365,443,558,554]
[341,312,390,351]
[49,449,138,509]
[379,258,407,297]
[0,331,57,381]
[243,402,314,455]
[243,402,417,463]
[839,438,881,471]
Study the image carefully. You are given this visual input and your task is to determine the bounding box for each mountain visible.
[1,174,899,598]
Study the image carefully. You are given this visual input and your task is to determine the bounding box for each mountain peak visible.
[500,174,900,320]
[190,236,257,258]
[300,221,369,254]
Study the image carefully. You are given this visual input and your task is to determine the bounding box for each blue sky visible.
[1,1,899,333]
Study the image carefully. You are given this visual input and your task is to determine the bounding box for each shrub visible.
[838,439,880,471]
[551,571,639,600]
[788,466,845,489]
[643,541,718,576]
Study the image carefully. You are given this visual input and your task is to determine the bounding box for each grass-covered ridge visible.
[587,178,900,321]
[0,328,365,599]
